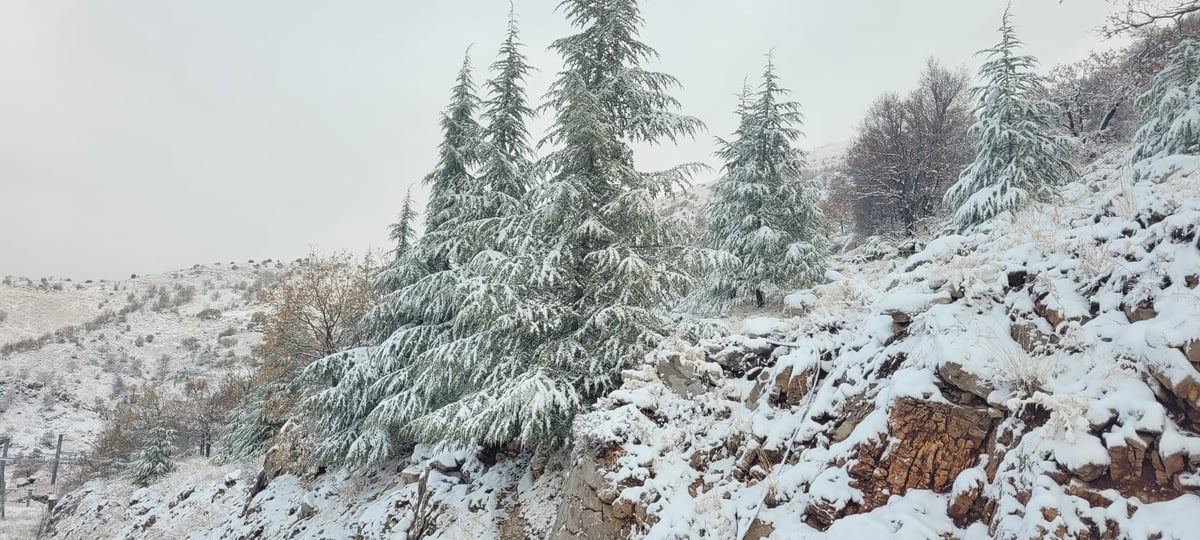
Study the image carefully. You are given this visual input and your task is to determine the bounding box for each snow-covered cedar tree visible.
[125,418,176,487]
[407,0,723,447]
[303,0,723,462]
[388,187,419,259]
[702,55,827,309]
[1131,38,1200,162]
[300,11,543,464]
[943,8,1075,232]
[421,50,484,239]
[214,386,278,462]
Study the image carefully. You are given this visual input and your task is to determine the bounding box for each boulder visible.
[655,354,706,397]
[937,362,993,402]
[849,397,996,509]
[1123,303,1158,323]
[550,448,630,540]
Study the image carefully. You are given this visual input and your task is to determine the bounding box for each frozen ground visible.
[24,147,1200,539]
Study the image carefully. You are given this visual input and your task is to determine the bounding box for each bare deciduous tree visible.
[1046,49,1140,139]
[1103,1,1200,36]
[844,59,974,237]
[257,250,379,366]
[1048,13,1200,142]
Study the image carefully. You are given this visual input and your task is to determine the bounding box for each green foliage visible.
[302,0,721,464]
[702,55,827,309]
[388,188,419,259]
[1131,38,1200,162]
[944,8,1075,232]
[125,420,175,487]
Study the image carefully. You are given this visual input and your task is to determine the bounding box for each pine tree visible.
[301,53,488,463]
[356,50,488,339]
[303,0,719,459]
[301,13,542,463]
[388,188,418,260]
[478,6,535,209]
[1131,38,1200,163]
[943,8,1074,232]
[125,418,175,487]
[382,0,718,447]
[215,386,280,462]
[703,56,827,309]
[423,50,484,238]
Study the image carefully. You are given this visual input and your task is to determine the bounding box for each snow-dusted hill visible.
[0,260,295,538]
[35,147,1200,539]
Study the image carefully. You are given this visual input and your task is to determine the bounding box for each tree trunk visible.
[1099,102,1121,131]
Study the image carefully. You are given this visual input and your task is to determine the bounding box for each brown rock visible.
[1161,450,1187,489]
[803,500,842,530]
[849,397,996,510]
[771,366,811,408]
[499,505,530,540]
[1184,341,1200,367]
[611,497,635,521]
[744,519,775,540]
[1071,461,1108,482]
[550,449,629,540]
[1107,439,1137,484]
[831,397,875,443]
[1066,484,1113,509]
[1148,365,1200,416]
[885,309,916,336]
[947,484,981,518]
[937,362,993,402]
[1123,303,1157,323]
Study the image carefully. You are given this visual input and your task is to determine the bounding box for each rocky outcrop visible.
[551,447,634,540]
[770,365,811,408]
[848,398,996,508]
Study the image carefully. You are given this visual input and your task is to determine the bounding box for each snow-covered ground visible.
[33,147,1200,539]
[0,260,293,539]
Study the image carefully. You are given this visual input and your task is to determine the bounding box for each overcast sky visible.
[1,0,1128,280]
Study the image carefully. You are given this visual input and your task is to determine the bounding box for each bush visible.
[181,337,202,351]
[197,308,222,320]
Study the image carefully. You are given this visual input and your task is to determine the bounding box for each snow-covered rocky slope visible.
[41,147,1200,539]
[0,260,291,538]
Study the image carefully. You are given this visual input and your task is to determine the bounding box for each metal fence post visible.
[50,434,63,486]
[1,440,9,520]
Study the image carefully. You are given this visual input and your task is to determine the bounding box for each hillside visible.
[0,260,293,538]
[35,147,1200,539]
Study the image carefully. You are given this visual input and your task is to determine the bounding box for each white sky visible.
[0,0,1127,280]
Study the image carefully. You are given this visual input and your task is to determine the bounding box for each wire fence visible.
[1,437,78,523]
[0,453,86,467]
